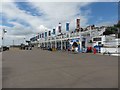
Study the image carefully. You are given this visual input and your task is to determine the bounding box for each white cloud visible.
[1,2,92,46]
[0,25,27,46]
[1,2,43,29]
[29,2,91,29]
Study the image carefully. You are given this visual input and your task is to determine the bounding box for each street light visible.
[23,38,26,44]
[2,28,7,52]
[13,40,14,47]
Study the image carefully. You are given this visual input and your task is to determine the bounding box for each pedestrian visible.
[93,48,97,54]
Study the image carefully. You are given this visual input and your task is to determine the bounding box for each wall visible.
[101,47,120,53]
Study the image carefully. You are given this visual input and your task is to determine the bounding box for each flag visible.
[42,33,44,38]
[76,19,80,32]
[66,22,70,31]
[58,23,61,33]
[48,31,51,36]
[53,28,55,35]
[76,19,80,29]
[39,34,41,38]
[45,32,47,37]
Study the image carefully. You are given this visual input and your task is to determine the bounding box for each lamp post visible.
[23,38,26,44]
[2,28,7,52]
[13,40,14,48]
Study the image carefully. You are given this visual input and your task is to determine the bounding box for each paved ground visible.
[2,48,118,88]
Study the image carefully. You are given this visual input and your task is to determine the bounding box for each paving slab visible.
[2,48,118,88]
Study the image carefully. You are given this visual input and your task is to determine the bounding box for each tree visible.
[103,26,118,35]
[103,21,120,37]
[114,20,120,38]
[117,20,120,28]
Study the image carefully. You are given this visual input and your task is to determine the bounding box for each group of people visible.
[38,43,97,54]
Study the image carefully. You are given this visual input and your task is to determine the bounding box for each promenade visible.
[2,48,118,88]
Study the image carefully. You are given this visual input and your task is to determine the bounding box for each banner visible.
[53,28,55,35]
[39,34,41,38]
[48,31,51,36]
[66,22,69,31]
[42,33,44,38]
[37,33,39,39]
[76,19,80,32]
[76,19,80,29]
[58,23,61,33]
[45,32,47,37]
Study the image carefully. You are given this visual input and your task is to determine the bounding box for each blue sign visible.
[71,39,79,42]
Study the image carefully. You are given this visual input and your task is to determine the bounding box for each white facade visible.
[92,35,118,47]
[101,47,120,53]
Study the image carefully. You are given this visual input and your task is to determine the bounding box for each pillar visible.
[64,40,66,50]
[61,40,63,50]
[55,37,57,49]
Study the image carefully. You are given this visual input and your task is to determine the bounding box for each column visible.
[51,41,52,48]
[55,37,57,49]
[61,40,63,50]
[64,40,66,50]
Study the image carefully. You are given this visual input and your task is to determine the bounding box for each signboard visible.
[70,39,79,43]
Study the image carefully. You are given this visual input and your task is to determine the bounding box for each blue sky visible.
[81,2,118,25]
[0,2,118,45]
[17,2,118,24]
[15,2,43,16]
